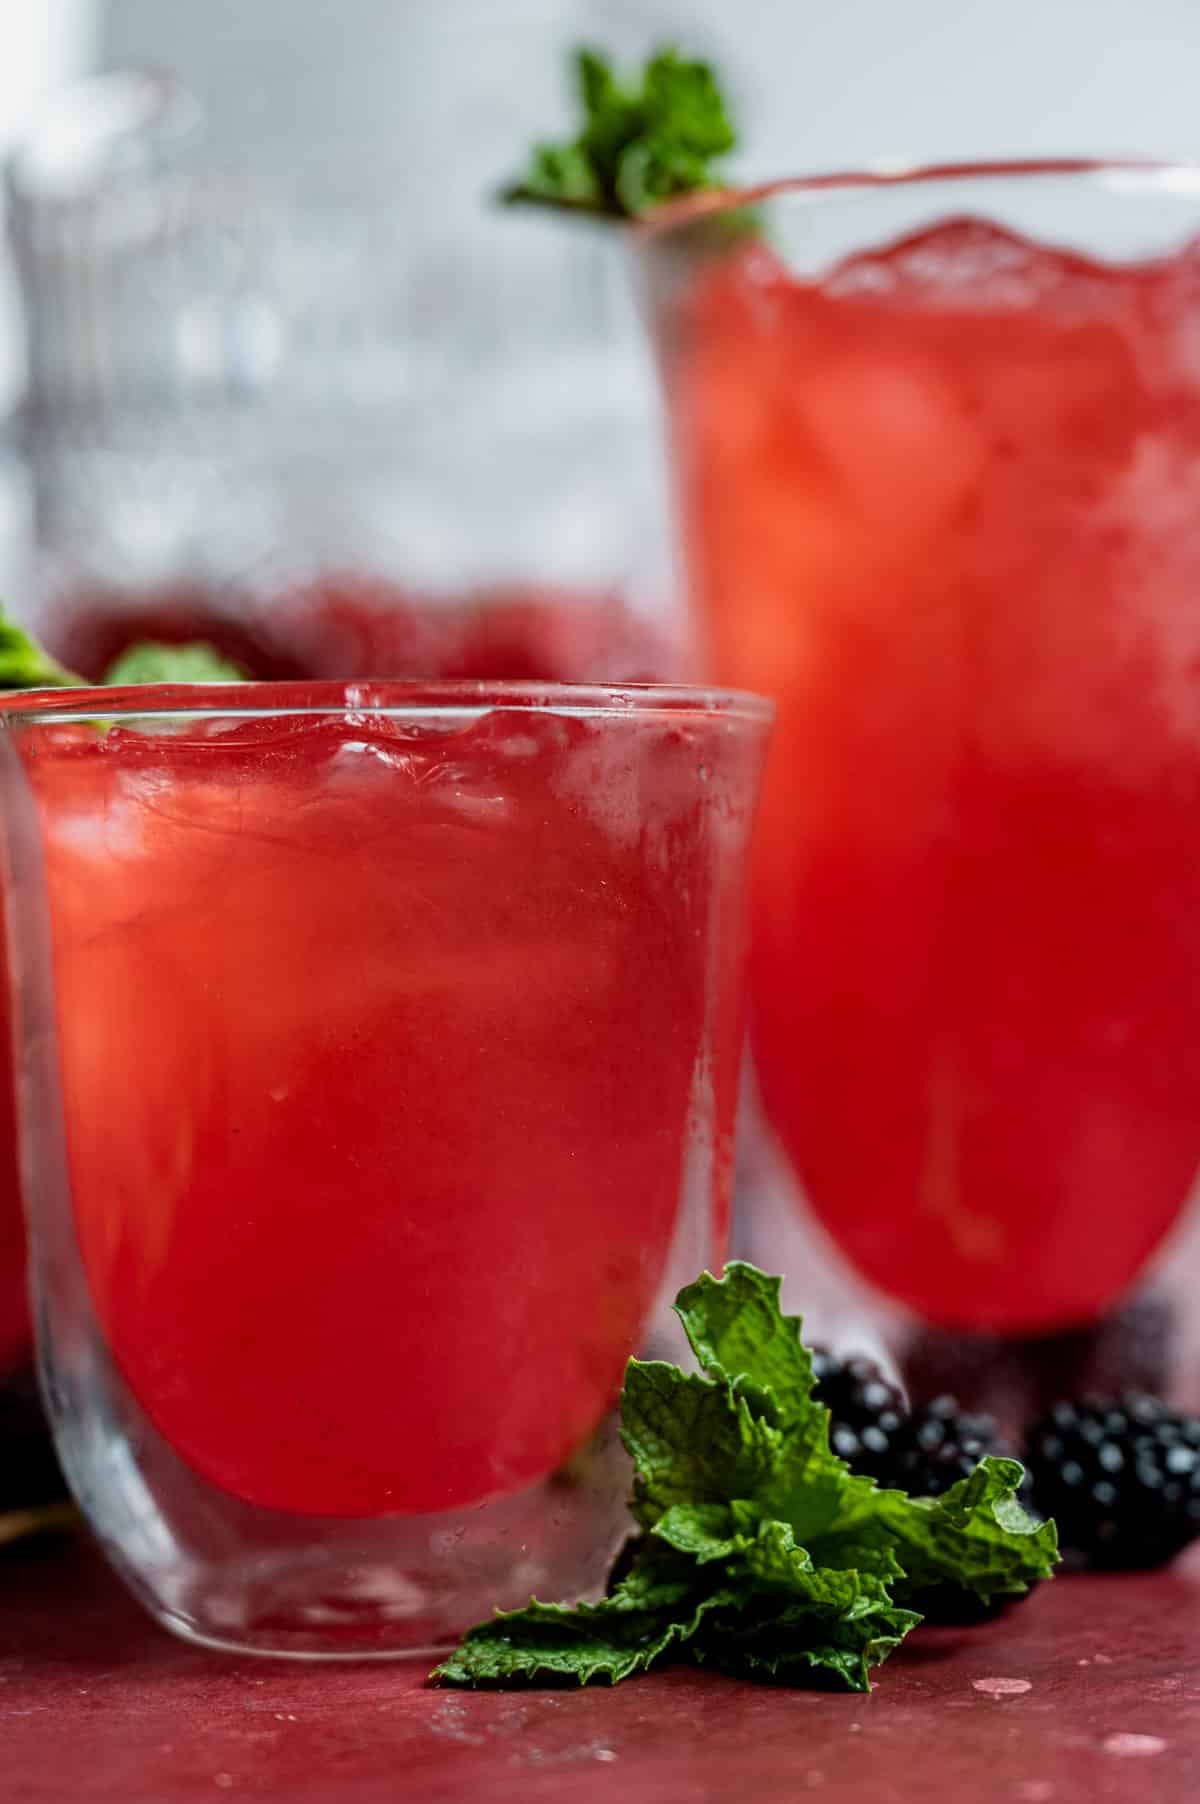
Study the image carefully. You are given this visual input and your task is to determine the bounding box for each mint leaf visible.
[691,1593,920,1694]
[676,1517,920,1694]
[806,1523,907,1584]
[620,1361,783,1530]
[503,46,737,219]
[432,1552,738,1687]
[648,1501,741,1563]
[675,1264,813,1419]
[0,608,81,689]
[434,1264,1059,1693]
[102,640,248,685]
[866,1458,1059,1607]
[0,608,251,695]
[674,1263,876,1541]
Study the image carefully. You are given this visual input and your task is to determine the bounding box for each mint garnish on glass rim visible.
[502,46,738,220]
[0,610,82,690]
[0,604,249,693]
[102,640,248,685]
[434,1264,1058,1693]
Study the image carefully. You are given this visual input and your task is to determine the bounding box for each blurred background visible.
[0,0,1197,684]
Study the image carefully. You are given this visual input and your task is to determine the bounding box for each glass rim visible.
[0,678,775,728]
[637,155,1200,241]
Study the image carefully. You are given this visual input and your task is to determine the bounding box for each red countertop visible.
[2,1537,1198,1804]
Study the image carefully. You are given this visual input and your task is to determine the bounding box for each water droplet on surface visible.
[1102,1733,1167,1757]
[972,1677,1033,1698]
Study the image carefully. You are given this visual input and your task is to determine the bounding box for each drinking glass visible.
[0,66,674,1403]
[0,679,769,1655]
[640,162,1200,1409]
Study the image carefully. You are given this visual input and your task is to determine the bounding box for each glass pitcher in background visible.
[5,69,677,685]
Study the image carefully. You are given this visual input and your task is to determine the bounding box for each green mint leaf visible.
[502,46,737,219]
[102,641,248,685]
[691,1593,920,1694]
[0,607,82,689]
[684,1520,923,1693]
[806,1523,907,1584]
[675,1263,873,1541]
[432,1598,677,1686]
[642,48,737,159]
[604,1536,700,1609]
[433,1266,1059,1694]
[647,1501,740,1563]
[863,1458,1059,1605]
[620,1360,783,1530]
[433,1560,739,1688]
[675,1263,814,1419]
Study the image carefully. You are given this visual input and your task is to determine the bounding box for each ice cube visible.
[826,217,1113,315]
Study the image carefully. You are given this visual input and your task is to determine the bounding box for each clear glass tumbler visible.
[0,679,770,1656]
[640,162,1200,1414]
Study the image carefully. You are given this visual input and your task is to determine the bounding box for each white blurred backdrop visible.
[3,0,1200,602]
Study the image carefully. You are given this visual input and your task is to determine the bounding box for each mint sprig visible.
[0,612,82,689]
[503,46,737,219]
[0,605,250,695]
[102,640,248,685]
[434,1265,1058,1693]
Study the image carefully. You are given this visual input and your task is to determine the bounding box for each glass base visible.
[152,1611,453,1664]
[42,1333,632,1661]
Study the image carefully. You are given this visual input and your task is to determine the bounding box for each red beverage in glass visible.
[41,576,673,688]
[0,578,671,1393]
[651,166,1200,1335]
[13,685,763,1522]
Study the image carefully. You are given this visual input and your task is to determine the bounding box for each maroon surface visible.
[2,1539,1198,1803]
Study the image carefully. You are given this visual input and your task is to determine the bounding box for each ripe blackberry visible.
[810,1348,908,1485]
[812,1350,1008,1496]
[888,1396,1011,1498]
[1026,1394,1200,1570]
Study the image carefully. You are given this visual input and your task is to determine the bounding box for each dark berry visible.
[890,1396,1012,1498]
[809,1348,908,1484]
[813,1349,1010,1496]
[1026,1394,1200,1570]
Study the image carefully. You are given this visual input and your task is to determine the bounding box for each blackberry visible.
[812,1350,1009,1496]
[810,1348,908,1485]
[889,1397,1011,1498]
[1026,1394,1200,1570]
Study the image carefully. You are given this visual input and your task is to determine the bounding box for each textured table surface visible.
[2,1538,1198,1804]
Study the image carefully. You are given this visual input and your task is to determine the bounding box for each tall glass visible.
[0,680,769,1655]
[641,162,1200,1407]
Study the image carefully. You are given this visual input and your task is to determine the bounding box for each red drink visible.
[41,575,672,687]
[0,580,672,1386]
[12,685,763,1521]
[661,189,1200,1334]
